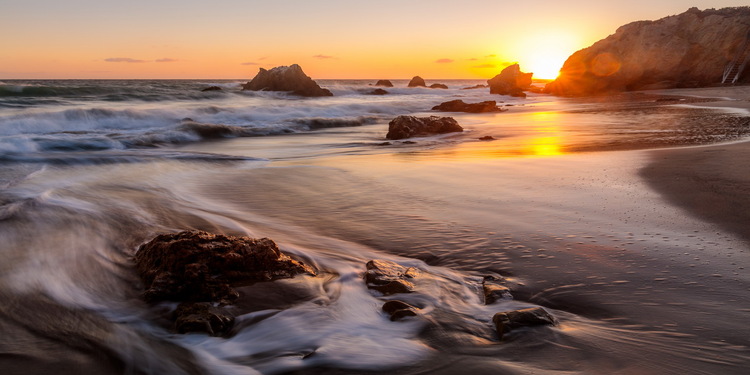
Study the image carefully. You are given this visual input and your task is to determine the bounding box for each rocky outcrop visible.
[432,100,505,113]
[364,259,420,294]
[386,115,463,140]
[487,64,533,97]
[242,64,333,97]
[429,83,449,89]
[407,76,427,87]
[545,7,750,96]
[375,80,394,87]
[492,307,556,339]
[134,230,315,336]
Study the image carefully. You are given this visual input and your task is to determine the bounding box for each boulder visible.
[432,100,505,113]
[375,79,394,87]
[134,230,315,303]
[242,64,333,97]
[201,86,222,92]
[382,300,419,321]
[386,115,463,140]
[545,7,750,96]
[429,83,449,89]
[478,136,496,141]
[368,88,389,95]
[364,259,420,295]
[407,76,427,87]
[487,64,533,97]
[482,279,511,304]
[492,307,556,339]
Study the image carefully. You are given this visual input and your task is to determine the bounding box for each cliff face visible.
[546,7,750,96]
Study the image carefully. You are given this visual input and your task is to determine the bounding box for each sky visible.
[1,0,748,79]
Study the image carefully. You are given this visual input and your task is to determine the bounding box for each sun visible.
[513,32,581,80]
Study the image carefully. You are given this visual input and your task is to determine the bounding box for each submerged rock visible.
[382,300,419,321]
[375,79,394,87]
[492,307,556,339]
[407,76,427,87]
[364,259,420,295]
[487,64,533,97]
[432,99,505,113]
[134,230,315,303]
[545,7,750,96]
[174,302,234,336]
[201,86,222,92]
[429,83,449,89]
[478,136,496,141]
[462,84,488,90]
[242,64,333,97]
[386,115,463,140]
[368,88,389,95]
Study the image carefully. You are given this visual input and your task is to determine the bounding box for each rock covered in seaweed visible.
[386,115,463,140]
[134,230,315,303]
[545,7,750,96]
[432,99,505,113]
[242,64,333,97]
[487,64,532,97]
[407,76,427,87]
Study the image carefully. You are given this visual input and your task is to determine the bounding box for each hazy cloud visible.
[435,58,454,63]
[313,54,335,59]
[105,57,147,63]
[466,58,479,61]
[484,54,497,58]
[155,58,178,63]
[258,57,268,61]
[241,62,260,65]
[473,63,496,68]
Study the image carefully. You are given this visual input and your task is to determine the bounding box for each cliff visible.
[546,7,750,96]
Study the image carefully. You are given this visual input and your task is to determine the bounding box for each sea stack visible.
[487,64,533,97]
[545,7,750,96]
[407,76,427,87]
[242,64,333,97]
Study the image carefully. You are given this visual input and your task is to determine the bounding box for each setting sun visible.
[514,32,582,79]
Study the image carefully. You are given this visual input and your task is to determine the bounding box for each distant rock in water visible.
[242,64,333,97]
[432,99,505,113]
[487,64,532,97]
[545,7,750,96]
[492,307,556,340]
[375,79,394,87]
[407,76,427,87]
[462,84,488,90]
[386,115,463,140]
[429,83,449,89]
[368,88,389,95]
[201,86,222,92]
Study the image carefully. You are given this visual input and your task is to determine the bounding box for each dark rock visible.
[242,64,333,97]
[488,64,533,97]
[375,80,394,87]
[174,302,234,336]
[201,86,222,92]
[492,307,556,339]
[402,141,418,144]
[134,230,315,303]
[478,136,496,141]
[368,88,389,95]
[545,7,750,96]
[431,99,506,113]
[386,115,463,140]
[382,300,419,321]
[364,259,420,295]
[375,142,392,146]
[407,76,427,87]
[482,280,511,304]
[462,84,488,90]
[429,83,449,89]
[177,121,244,138]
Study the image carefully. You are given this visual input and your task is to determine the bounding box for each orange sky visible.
[1,1,747,79]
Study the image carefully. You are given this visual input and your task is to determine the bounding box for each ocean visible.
[1,79,749,374]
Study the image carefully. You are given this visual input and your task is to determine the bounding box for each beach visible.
[1,80,749,374]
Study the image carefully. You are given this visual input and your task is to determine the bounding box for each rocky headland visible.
[487,64,533,97]
[546,7,750,96]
